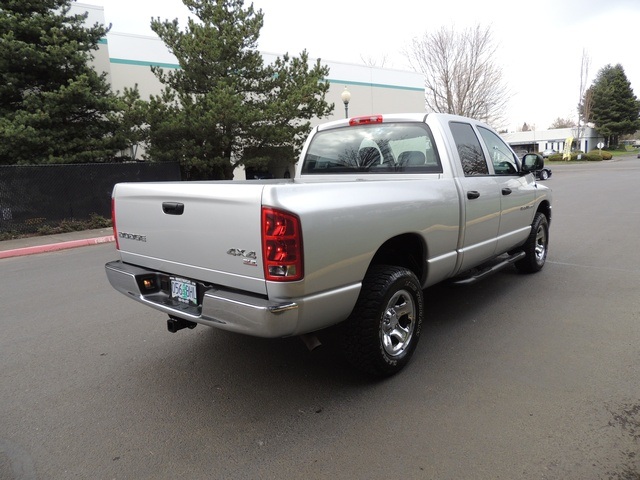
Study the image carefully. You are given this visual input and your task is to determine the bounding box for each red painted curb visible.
[0,235,115,260]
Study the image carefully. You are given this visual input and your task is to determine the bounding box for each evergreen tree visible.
[147,0,333,180]
[0,0,128,164]
[588,64,640,147]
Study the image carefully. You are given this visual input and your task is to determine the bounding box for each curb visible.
[0,235,115,260]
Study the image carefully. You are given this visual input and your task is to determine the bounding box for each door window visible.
[477,126,518,175]
[449,122,489,176]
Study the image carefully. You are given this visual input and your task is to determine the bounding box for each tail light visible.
[262,207,303,282]
[111,197,119,250]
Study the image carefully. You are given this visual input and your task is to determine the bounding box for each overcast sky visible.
[80,0,640,132]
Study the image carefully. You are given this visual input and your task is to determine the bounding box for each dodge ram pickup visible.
[105,113,552,377]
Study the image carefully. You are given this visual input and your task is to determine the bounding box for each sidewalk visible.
[0,228,115,259]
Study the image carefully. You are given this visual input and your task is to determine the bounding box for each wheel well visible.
[370,234,426,283]
[537,200,552,225]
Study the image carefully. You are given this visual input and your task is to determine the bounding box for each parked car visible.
[541,149,558,158]
[523,153,552,180]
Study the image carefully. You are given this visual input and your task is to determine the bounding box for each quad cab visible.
[106,113,552,377]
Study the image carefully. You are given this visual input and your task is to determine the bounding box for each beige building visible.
[73,3,426,178]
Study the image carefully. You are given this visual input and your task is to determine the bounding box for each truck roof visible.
[315,112,491,132]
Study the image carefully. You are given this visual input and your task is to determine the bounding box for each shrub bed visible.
[547,151,610,161]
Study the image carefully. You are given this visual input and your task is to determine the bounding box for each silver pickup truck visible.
[106,113,551,377]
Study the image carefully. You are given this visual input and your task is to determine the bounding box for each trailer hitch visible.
[167,316,197,333]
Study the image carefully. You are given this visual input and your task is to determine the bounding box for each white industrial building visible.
[73,3,426,178]
[501,126,604,156]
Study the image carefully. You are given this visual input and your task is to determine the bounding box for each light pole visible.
[341,86,351,118]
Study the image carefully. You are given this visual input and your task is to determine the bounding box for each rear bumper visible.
[105,260,299,337]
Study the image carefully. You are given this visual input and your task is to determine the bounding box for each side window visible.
[477,126,518,175]
[449,122,489,176]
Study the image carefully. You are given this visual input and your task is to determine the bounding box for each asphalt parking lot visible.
[1,157,639,479]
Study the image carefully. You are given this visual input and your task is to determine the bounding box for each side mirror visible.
[521,153,543,173]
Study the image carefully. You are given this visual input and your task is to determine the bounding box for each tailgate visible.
[113,181,267,295]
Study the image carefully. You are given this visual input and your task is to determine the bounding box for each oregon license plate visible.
[170,277,198,306]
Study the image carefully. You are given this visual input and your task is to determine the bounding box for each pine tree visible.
[0,0,128,164]
[588,64,640,147]
[147,0,333,180]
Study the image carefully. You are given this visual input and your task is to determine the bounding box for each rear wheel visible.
[515,212,549,273]
[539,169,549,180]
[340,265,424,377]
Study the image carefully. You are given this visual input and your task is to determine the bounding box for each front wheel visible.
[515,212,549,273]
[340,265,424,377]
[539,169,549,180]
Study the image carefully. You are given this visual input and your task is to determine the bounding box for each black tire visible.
[515,212,549,273]
[340,265,424,377]
[539,169,549,180]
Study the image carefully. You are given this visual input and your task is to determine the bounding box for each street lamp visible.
[341,86,351,118]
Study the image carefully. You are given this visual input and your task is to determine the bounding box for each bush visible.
[548,152,604,161]
[0,214,112,241]
[35,214,112,235]
[584,153,604,161]
[586,150,612,160]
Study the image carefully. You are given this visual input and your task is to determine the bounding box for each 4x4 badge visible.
[227,248,258,266]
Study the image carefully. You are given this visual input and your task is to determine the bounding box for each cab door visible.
[476,126,537,253]
[448,121,501,272]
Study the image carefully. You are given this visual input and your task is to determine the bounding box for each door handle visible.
[162,202,184,215]
[502,188,512,195]
[467,191,480,199]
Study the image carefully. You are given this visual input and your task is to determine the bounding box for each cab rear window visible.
[301,123,442,174]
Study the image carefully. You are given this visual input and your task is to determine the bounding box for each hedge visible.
[547,151,611,161]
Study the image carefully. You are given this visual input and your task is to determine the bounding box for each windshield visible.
[301,122,442,174]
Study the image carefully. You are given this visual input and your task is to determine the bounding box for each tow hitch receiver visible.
[167,316,197,333]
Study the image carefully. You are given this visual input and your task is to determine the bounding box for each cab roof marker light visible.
[349,115,383,126]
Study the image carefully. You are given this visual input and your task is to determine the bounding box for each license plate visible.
[170,277,198,306]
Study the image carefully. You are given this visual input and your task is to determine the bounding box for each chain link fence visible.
[0,162,180,234]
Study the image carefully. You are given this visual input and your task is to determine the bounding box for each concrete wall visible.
[73,3,424,111]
